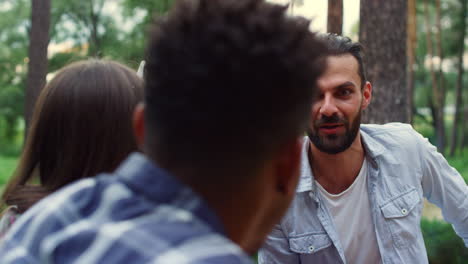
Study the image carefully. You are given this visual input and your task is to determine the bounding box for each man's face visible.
[307,54,370,154]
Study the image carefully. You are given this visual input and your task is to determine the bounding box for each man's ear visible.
[275,137,303,196]
[133,103,145,148]
[361,81,372,110]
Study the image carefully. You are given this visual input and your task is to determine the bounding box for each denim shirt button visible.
[308,245,315,253]
[401,208,408,215]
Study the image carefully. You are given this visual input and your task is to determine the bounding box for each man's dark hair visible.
[320,33,367,88]
[144,0,326,183]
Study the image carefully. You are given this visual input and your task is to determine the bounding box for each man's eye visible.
[338,89,351,96]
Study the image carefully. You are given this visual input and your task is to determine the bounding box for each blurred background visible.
[0,0,466,262]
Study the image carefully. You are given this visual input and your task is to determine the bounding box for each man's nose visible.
[319,95,338,117]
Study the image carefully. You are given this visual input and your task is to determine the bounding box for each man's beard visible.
[307,111,361,154]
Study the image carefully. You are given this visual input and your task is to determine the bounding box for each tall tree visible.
[359,0,409,123]
[25,0,51,134]
[434,0,446,152]
[327,0,343,35]
[449,0,467,156]
[88,0,106,57]
[407,0,417,124]
[423,0,445,152]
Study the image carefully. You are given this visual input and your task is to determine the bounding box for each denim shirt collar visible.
[115,153,226,236]
[296,127,387,199]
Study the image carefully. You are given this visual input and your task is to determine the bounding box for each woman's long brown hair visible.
[2,59,144,213]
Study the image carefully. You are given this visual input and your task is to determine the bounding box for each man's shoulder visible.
[0,174,128,256]
[0,203,250,263]
[361,122,423,143]
[360,122,430,157]
[10,176,104,230]
[70,211,249,263]
[146,225,252,264]
[361,122,415,135]
[31,173,121,221]
[112,220,252,263]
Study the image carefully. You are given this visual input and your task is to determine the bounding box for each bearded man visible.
[258,34,468,264]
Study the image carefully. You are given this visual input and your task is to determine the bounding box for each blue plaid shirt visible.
[0,153,252,264]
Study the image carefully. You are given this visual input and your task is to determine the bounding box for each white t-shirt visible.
[317,160,382,264]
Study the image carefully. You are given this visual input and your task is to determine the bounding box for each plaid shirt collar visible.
[115,152,226,236]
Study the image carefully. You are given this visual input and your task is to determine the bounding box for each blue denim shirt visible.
[259,123,468,264]
[0,153,252,264]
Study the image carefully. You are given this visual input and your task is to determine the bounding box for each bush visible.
[0,155,18,187]
[446,148,468,183]
[0,117,23,157]
[421,218,468,263]
[413,115,436,143]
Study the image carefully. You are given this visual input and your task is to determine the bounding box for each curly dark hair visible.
[319,33,367,88]
[144,0,327,182]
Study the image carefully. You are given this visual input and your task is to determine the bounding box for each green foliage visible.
[0,117,23,157]
[413,0,467,155]
[446,148,468,183]
[116,0,175,68]
[0,0,29,144]
[414,114,435,142]
[48,52,87,73]
[0,155,18,187]
[414,117,468,183]
[122,0,174,19]
[0,0,174,146]
[415,0,466,59]
[421,218,468,264]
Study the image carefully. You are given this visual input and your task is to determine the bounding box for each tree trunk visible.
[462,108,468,149]
[407,0,417,125]
[435,0,446,153]
[327,0,343,35]
[88,0,104,57]
[89,13,101,57]
[25,0,51,136]
[423,0,445,152]
[359,0,409,124]
[449,0,467,156]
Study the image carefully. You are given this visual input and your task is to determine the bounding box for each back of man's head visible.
[144,0,326,184]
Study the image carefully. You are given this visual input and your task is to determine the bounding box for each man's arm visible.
[258,224,299,264]
[417,133,468,246]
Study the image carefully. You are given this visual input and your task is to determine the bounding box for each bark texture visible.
[359,0,409,124]
[25,0,51,135]
[327,0,343,35]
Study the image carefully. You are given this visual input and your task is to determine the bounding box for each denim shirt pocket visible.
[379,188,421,248]
[380,188,420,218]
[289,233,332,255]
